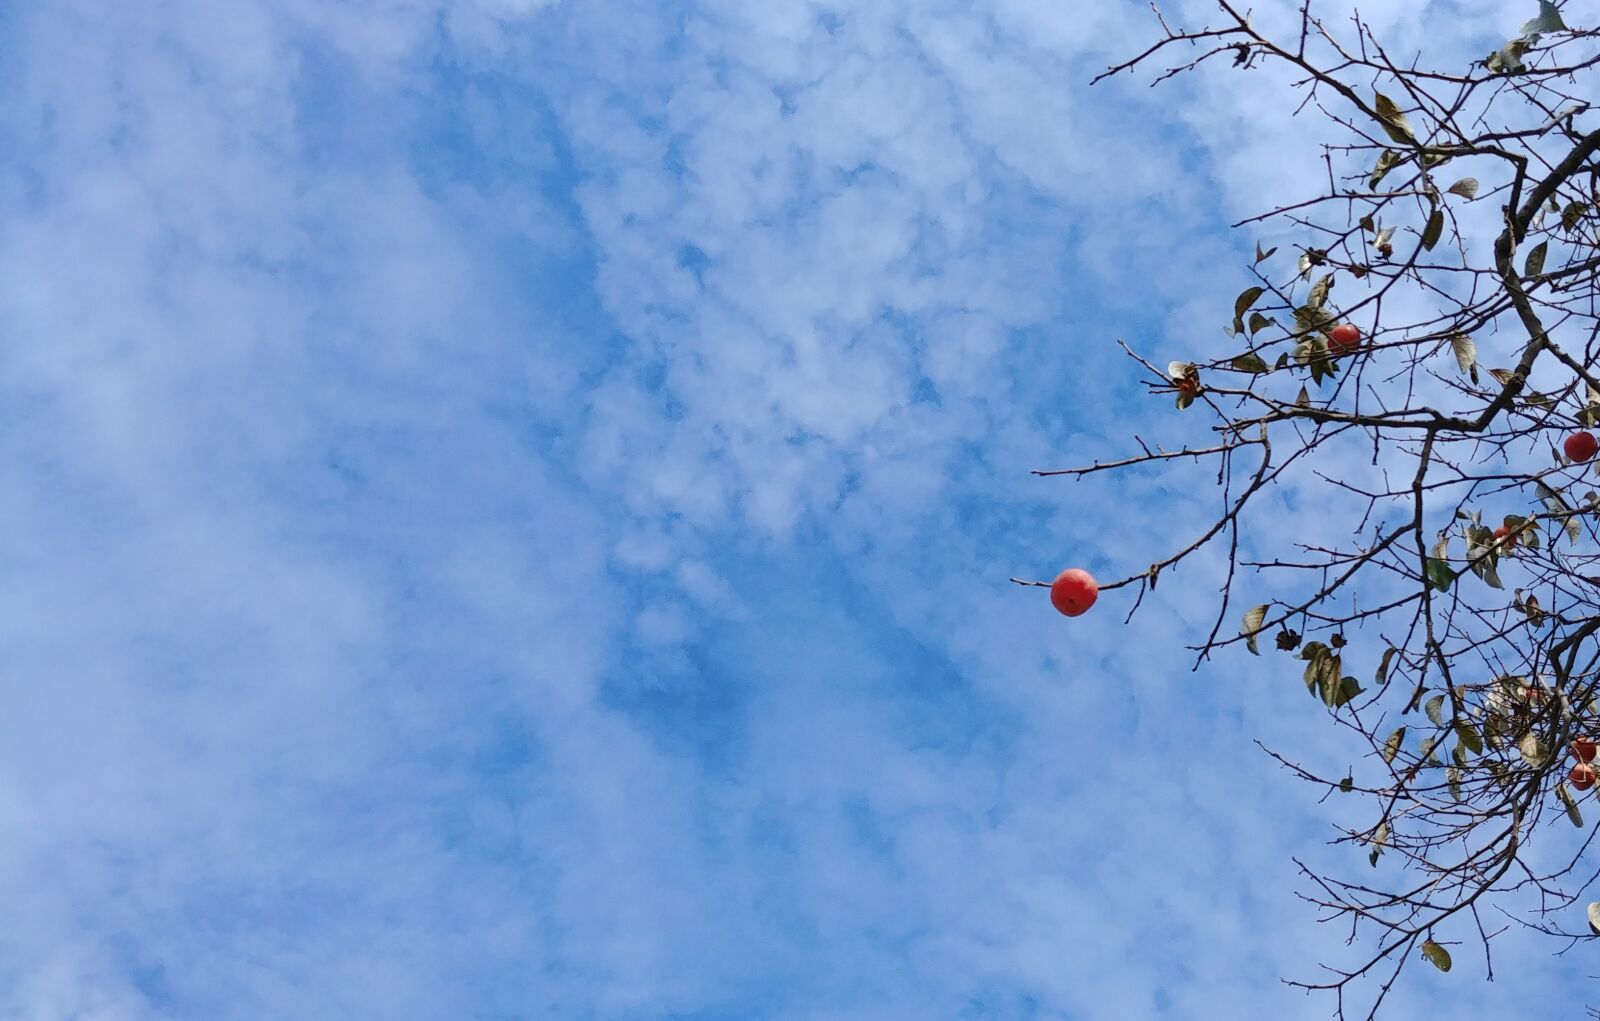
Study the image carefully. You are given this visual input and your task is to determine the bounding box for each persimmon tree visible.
[1016,1,1600,1016]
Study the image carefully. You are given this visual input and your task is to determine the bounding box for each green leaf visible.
[1242,604,1269,654]
[1292,303,1337,337]
[1339,775,1354,793]
[1525,241,1548,278]
[1456,721,1483,756]
[1448,765,1463,801]
[1446,177,1479,200]
[1382,726,1406,764]
[1421,209,1444,250]
[1368,820,1388,866]
[1562,201,1590,232]
[1247,312,1273,335]
[1374,92,1417,144]
[1231,352,1271,374]
[1233,286,1266,333]
[1326,675,1363,708]
[1471,554,1504,590]
[1425,693,1446,726]
[1421,940,1452,973]
[1425,558,1456,592]
[1521,0,1568,36]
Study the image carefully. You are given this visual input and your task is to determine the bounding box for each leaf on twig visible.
[1488,38,1530,74]
[1307,273,1334,309]
[1425,693,1446,726]
[1521,0,1568,37]
[1560,784,1584,829]
[1233,286,1266,333]
[1421,209,1444,250]
[1368,820,1388,866]
[1382,726,1405,764]
[1446,177,1479,199]
[1426,558,1455,592]
[1369,149,1401,190]
[1518,731,1549,766]
[1374,92,1417,144]
[1448,334,1477,382]
[1242,604,1269,655]
[1525,241,1548,278]
[1421,940,1452,973]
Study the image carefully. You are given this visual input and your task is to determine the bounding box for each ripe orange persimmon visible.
[1328,323,1362,354]
[1573,763,1597,791]
[1566,431,1599,463]
[1050,568,1099,617]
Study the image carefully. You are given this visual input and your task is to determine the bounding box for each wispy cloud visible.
[1,0,1594,1018]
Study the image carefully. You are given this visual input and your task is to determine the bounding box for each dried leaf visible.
[1446,177,1479,199]
[1307,273,1334,309]
[1242,604,1269,655]
[1374,92,1417,144]
[1449,333,1477,382]
[1518,731,1548,766]
[1233,286,1266,333]
[1561,783,1584,828]
[1369,149,1401,190]
[1376,646,1398,686]
[1382,727,1405,764]
[1521,0,1568,36]
[1425,693,1446,726]
[1421,209,1444,250]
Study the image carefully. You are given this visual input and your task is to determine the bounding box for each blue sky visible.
[2,0,1597,1018]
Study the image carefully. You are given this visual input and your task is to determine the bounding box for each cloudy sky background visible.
[3,0,1596,1018]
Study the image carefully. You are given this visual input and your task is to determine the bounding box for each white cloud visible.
[3,0,1595,1017]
